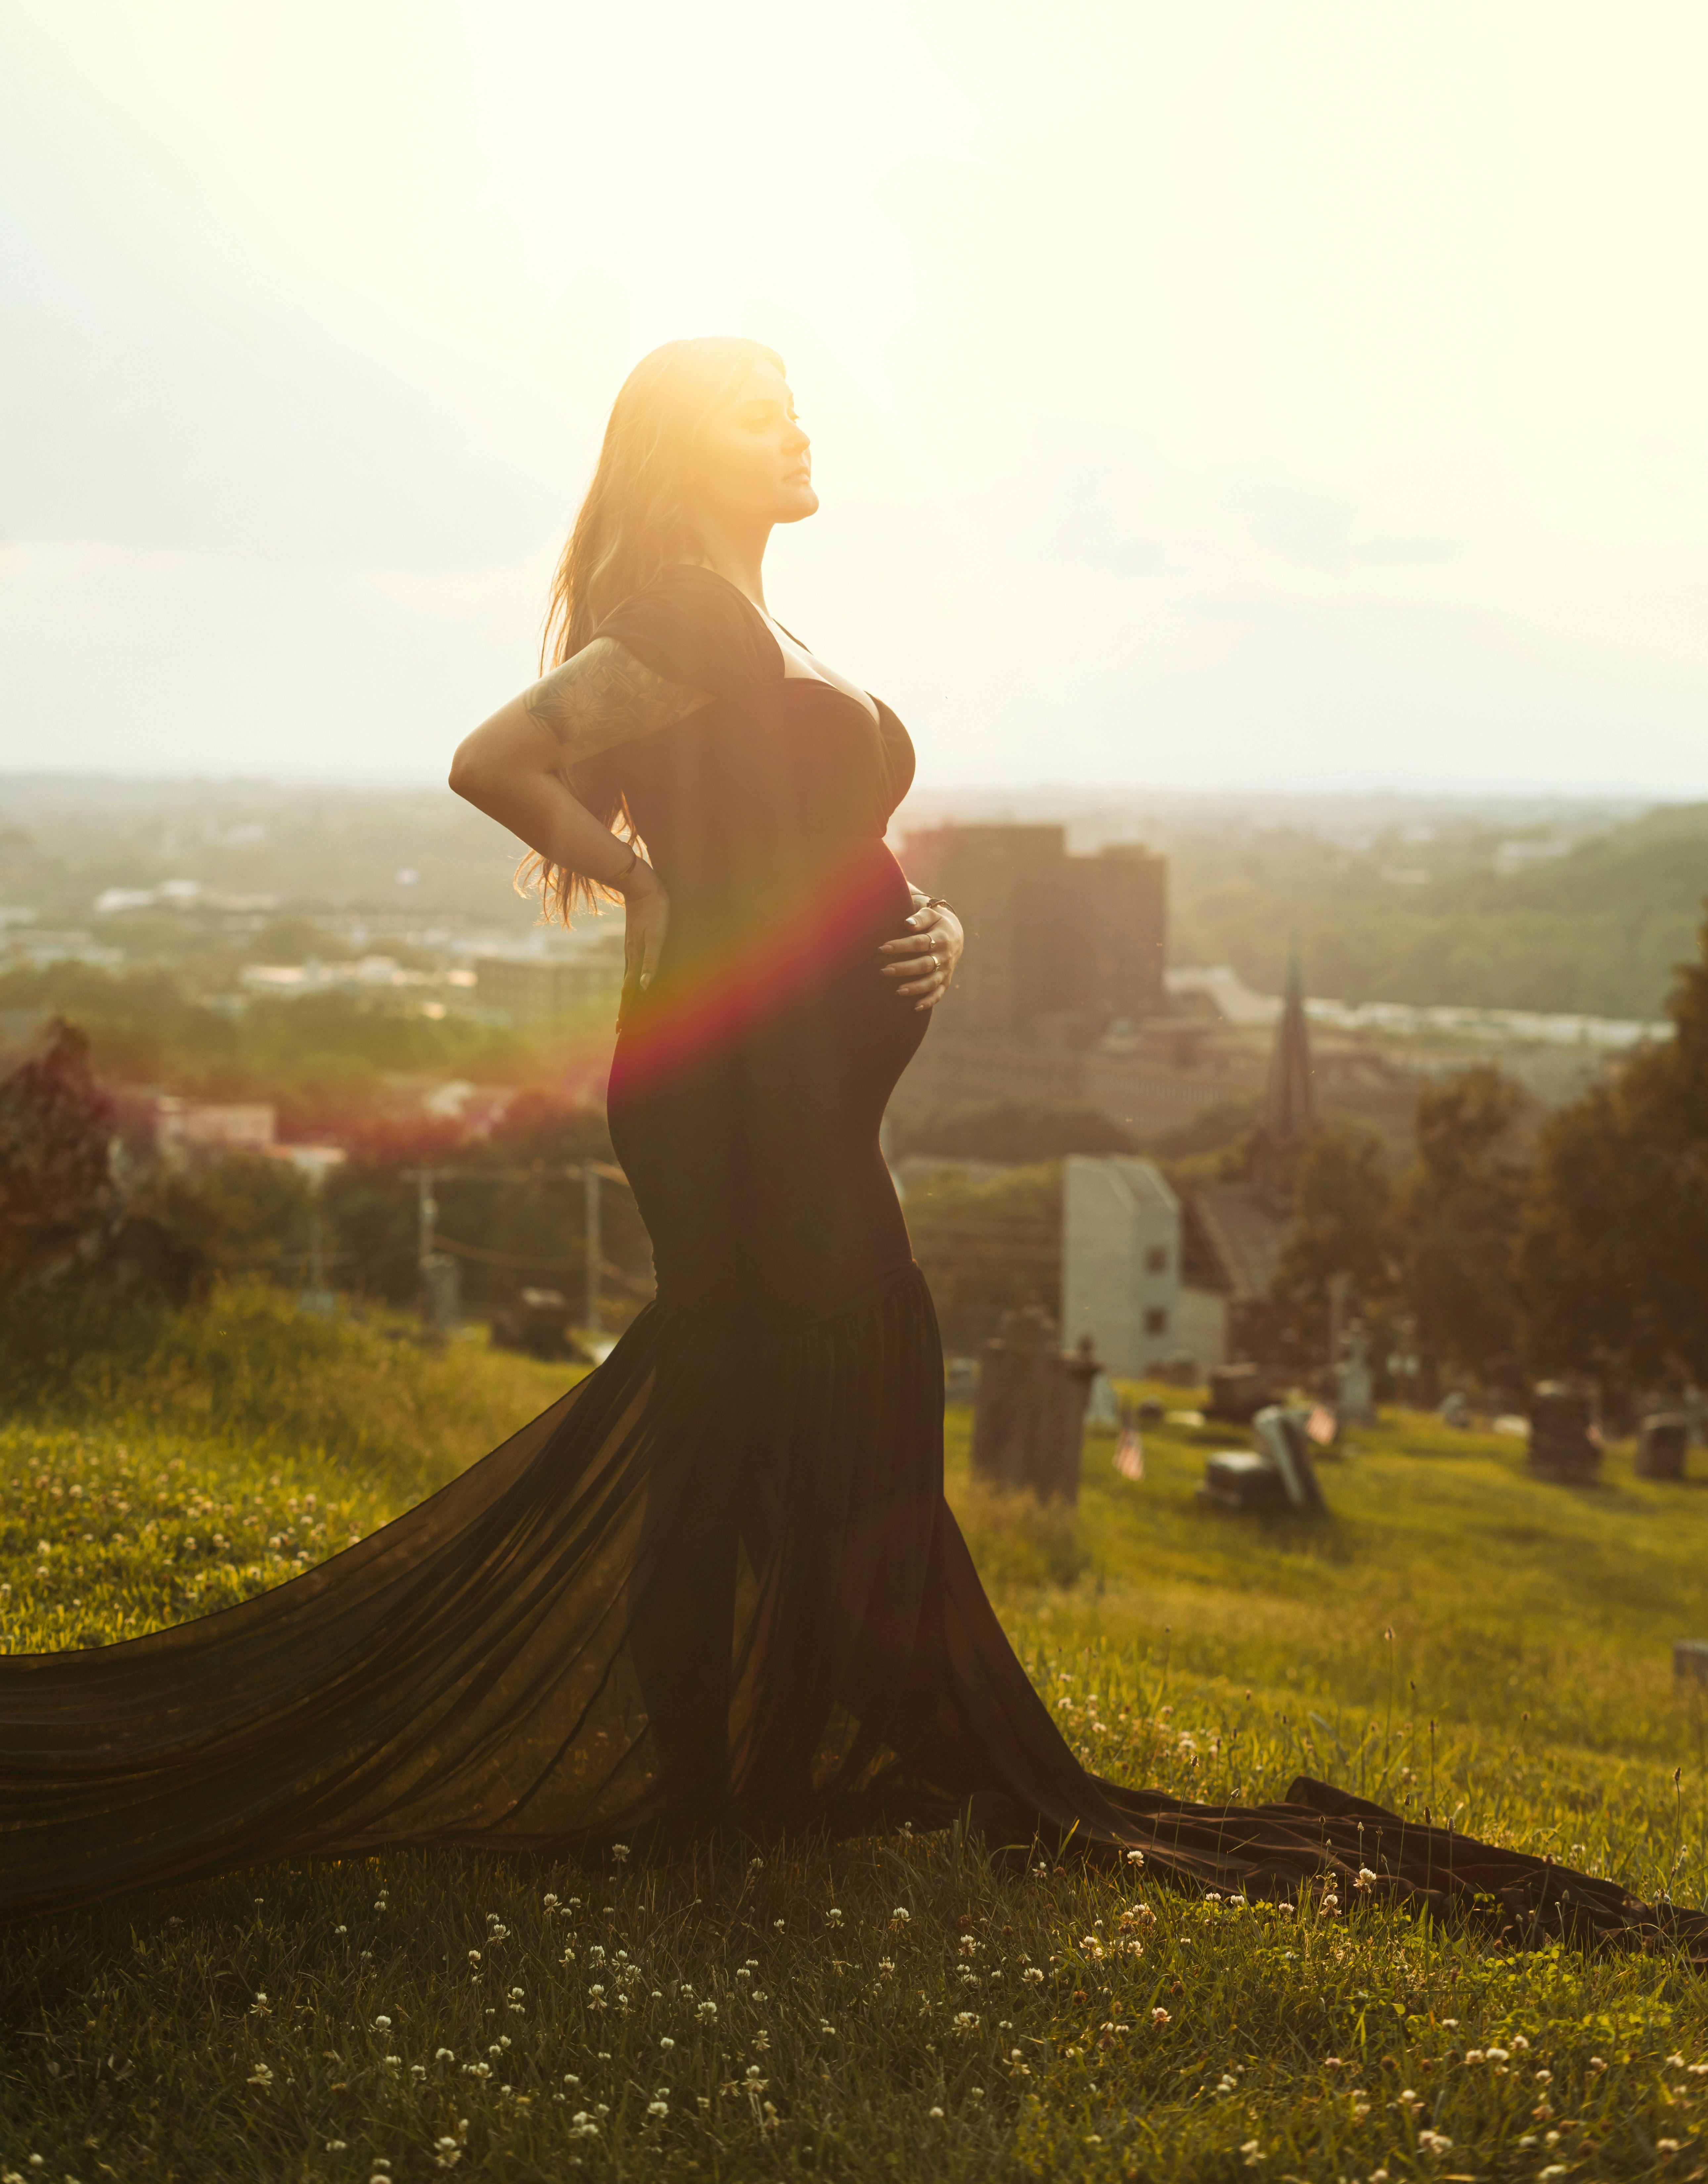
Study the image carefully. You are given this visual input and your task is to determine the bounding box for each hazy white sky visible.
[2,0,1704,793]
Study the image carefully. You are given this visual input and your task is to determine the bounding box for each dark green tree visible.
[1270,1120,1396,1355]
[1518,909,1708,1392]
[1395,1065,1530,1379]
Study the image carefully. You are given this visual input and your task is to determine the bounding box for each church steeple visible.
[1264,955,1316,1144]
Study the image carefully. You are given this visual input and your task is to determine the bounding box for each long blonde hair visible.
[517,336,785,921]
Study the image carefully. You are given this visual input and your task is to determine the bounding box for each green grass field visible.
[5,1287,1708,2181]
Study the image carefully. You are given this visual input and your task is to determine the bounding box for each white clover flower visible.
[697,2001,718,2022]
[612,1844,631,1864]
[1152,2007,1171,2026]
[374,2015,392,2029]
[928,2106,944,2118]
[660,2037,675,2051]
[827,1906,843,1924]
[1240,2143,1264,2167]
[435,2048,455,2062]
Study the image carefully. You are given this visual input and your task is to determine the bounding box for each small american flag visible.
[1113,1407,1145,1482]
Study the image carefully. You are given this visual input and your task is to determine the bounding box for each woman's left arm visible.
[879,887,965,1011]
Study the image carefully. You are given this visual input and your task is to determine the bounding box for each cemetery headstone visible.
[1636,1411,1690,1481]
[1527,1381,1601,1483]
[1196,1406,1327,1517]
[971,1307,1101,1503]
[489,1286,586,1361]
[1198,1449,1286,1513]
[1252,1405,1327,1512]
[1334,1320,1376,1426]
[944,1356,979,1404]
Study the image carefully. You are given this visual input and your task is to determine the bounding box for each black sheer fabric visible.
[4,567,1704,1960]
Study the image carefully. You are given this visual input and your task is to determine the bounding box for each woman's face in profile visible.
[694,358,818,531]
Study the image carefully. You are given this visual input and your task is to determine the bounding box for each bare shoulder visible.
[522,637,712,762]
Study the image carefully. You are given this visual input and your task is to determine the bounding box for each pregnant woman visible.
[3,337,1698,1961]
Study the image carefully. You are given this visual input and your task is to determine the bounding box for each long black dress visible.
[3,565,1702,1960]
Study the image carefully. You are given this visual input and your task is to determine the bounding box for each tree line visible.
[1272,913,1708,1409]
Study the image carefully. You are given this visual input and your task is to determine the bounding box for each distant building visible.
[1061,1157,1181,1377]
[472,936,624,1025]
[1062,1155,1233,1376]
[152,1096,276,1162]
[902,825,1166,1045]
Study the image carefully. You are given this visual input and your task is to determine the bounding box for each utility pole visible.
[416,1169,437,1269]
[410,1167,459,1337]
[584,1164,603,1337]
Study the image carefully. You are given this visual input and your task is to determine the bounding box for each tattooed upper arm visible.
[521,638,711,761]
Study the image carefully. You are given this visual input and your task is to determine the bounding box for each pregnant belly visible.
[607,840,926,1316]
[611,838,917,1103]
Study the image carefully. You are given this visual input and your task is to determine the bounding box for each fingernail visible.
[639,973,652,992]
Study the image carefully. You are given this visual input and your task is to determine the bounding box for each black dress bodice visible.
[594,567,928,1321]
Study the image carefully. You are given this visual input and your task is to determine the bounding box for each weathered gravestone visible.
[1527,1382,1601,1482]
[489,1286,587,1361]
[971,1307,1101,1503]
[1636,1412,1690,1481]
[1334,1321,1377,1427]
[1197,1404,1326,1517]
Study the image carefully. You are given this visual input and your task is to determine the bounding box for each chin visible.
[777,485,820,524]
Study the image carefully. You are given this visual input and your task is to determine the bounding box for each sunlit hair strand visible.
[516,336,785,921]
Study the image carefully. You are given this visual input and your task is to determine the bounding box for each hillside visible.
[4,1289,1707,2178]
[1168,802,1708,1018]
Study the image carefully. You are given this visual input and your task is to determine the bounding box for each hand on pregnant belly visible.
[878,899,964,1010]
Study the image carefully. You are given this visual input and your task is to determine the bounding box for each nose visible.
[784,417,809,458]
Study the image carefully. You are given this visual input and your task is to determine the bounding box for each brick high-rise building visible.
[902,824,1167,1045]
